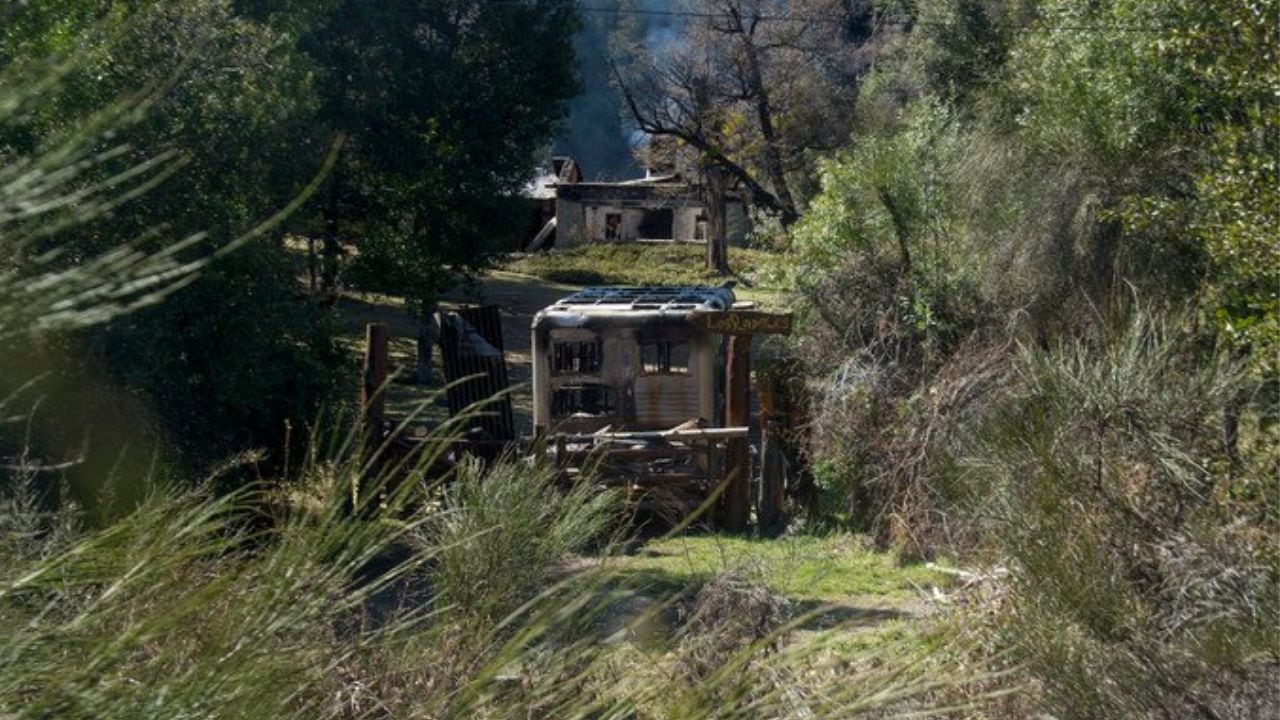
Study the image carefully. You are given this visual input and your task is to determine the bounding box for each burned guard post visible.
[531,286,791,531]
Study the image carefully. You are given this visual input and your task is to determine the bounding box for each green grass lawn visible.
[617,533,948,606]
[502,243,787,306]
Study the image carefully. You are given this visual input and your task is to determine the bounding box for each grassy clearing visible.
[502,243,786,304]
[617,533,948,606]
[333,292,451,431]
[596,533,954,681]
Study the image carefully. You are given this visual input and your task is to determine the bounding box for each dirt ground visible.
[337,270,583,435]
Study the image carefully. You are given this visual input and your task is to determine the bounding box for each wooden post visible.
[757,373,785,531]
[722,333,751,532]
[692,310,793,533]
[362,322,389,438]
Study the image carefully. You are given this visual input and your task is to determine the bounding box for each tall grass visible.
[428,456,620,625]
[959,309,1279,718]
[0,429,995,719]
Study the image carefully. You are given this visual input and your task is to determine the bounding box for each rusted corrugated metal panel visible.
[633,376,701,427]
[439,308,515,443]
[458,304,506,353]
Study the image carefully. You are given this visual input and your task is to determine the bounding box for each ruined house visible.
[524,156,749,250]
[531,286,736,436]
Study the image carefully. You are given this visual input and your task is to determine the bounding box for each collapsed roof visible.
[534,286,736,330]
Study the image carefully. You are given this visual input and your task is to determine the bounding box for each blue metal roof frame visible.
[549,286,735,313]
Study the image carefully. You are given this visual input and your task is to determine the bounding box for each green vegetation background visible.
[1,0,1276,718]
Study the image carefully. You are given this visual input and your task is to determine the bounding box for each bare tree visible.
[703,162,731,274]
[613,0,870,234]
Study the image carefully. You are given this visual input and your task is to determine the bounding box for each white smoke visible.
[551,0,679,180]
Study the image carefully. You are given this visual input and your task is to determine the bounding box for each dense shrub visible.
[960,311,1279,718]
[782,4,1277,715]
[427,457,620,626]
[90,246,344,473]
[786,0,1276,541]
[0,1,342,478]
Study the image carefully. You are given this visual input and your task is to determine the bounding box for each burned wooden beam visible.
[721,334,752,533]
[554,426,749,442]
[757,372,786,531]
[361,322,390,438]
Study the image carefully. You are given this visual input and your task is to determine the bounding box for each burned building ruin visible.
[524,156,749,249]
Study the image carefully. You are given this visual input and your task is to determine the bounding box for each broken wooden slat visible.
[556,447,712,462]
[525,216,557,252]
[555,426,748,442]
[439,309,515,444]
[458,304,507,353]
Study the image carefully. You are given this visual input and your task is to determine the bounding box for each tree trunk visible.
[415,298,440,385]
[704,163,731,275]
[306,235,318,293]
[730,2,798,227]
[320,173,343,300]
[740,44,796,226]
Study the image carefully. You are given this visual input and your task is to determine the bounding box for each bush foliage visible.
[783,0,1278,715]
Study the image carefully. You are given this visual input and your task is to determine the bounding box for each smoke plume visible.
[552,0,678,180]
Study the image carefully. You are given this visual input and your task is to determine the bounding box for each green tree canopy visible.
[285,0,582,381]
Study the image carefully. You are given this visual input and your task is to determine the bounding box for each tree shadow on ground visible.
[601,564,914,636]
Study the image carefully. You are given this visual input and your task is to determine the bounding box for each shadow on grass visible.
[602,564,912,635]
[335,294,417,336]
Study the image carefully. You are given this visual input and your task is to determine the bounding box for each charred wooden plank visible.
[555,426,748,442]
[439,309,515,445]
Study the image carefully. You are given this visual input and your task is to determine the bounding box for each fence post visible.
[722,333,751,533]
[757,372,785,531]
[362,322,390,439]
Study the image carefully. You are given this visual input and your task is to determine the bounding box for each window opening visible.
[552,339,603,375]
[552,384,616,418]
[694,211,708,240]
[637,208,674,239]
[604,212,622,240]
[641,340,690,374]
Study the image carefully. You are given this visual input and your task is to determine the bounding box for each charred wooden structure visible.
[532,286,736,435]
[357,286,796,531]
[522,155,749,249]
[531,287,745,522]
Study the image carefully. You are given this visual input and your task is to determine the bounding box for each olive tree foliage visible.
[974,0,1277,366]
[792,0,1278,366]
[612,0,876,243]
